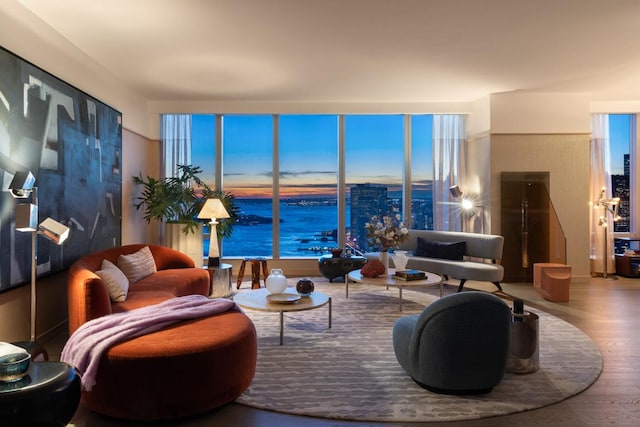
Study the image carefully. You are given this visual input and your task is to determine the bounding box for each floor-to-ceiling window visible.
[184,113,434,259]
[344,115,404,252]
[222,115,274,257]
[411,115,434,230]
[609,114,635,234]
[279,115,339,257]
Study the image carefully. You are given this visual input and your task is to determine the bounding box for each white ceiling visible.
[16,0,640,103]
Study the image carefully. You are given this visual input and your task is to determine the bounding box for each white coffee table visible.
[346,269,443,311]
[233,287,331,345]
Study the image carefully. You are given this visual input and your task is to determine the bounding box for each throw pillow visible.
[117,246,157,283]
[415,237,466,261]
[96,259,129,302]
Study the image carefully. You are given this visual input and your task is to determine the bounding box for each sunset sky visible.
[191,114,433,198]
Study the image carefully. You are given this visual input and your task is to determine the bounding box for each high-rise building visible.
[612,154,630,232]
[350,183,388,251]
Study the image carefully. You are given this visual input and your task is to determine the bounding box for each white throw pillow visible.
[96,259,129,302]
[117,246,157,284]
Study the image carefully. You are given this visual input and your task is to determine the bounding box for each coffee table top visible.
[347,269,442,287]
[233,287,330,313]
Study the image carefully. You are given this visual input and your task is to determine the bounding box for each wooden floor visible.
[50,276,640,427]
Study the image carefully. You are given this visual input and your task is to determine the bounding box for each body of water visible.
[224,199,342,258]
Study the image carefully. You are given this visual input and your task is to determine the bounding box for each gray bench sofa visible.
[396,229,504,292]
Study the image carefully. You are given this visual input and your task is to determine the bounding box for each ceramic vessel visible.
[265,268,288,294]
[392,250,409,270]
[0,352,30,382]
[296,278,315,295]
[378,251,390,273]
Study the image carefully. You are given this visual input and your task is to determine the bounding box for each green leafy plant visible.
[133,164,239,237]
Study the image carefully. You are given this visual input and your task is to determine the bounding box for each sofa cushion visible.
[117,246,157,283]
[415,237,466,261]
[96,259,129,302]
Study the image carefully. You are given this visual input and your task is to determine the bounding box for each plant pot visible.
[164,223,204,267]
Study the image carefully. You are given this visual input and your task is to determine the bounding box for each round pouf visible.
[81,311,257,421]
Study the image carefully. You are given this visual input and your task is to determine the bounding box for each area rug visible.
[235,281,603,423]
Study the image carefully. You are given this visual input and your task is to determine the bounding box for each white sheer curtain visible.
[590,114,614,275]
[432,114,467,231]
[161,114,192,178]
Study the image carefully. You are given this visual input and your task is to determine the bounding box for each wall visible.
[0,1,152,138]
[122,129,160,245]
[483,93,592,281]
[0,2,154,343]
[490,134,590,280]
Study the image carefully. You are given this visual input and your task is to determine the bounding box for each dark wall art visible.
[0,46,122,293]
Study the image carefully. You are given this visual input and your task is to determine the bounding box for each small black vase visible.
[296,278,314,296]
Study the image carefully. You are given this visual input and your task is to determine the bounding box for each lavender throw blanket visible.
[61,295,239,391]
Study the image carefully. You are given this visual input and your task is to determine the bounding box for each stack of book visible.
[394,269,426,281]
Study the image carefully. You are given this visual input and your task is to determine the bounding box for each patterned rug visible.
[235,281,602,422]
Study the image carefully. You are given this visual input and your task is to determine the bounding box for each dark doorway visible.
[500,172,550,283]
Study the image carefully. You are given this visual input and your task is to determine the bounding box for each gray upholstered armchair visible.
[392,291,511,395]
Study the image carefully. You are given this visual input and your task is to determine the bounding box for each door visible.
[500,172,550,283]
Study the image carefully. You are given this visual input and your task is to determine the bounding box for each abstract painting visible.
[0,45,122,293]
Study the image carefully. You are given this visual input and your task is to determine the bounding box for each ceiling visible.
[16,0,640,103]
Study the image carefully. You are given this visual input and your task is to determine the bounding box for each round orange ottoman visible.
[80,310,257,420]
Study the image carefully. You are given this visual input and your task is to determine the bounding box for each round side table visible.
[0,361,81,426]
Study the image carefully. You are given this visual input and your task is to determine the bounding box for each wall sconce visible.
[7,171,70,348]
[197,198,230,268]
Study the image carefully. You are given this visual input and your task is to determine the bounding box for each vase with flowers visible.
[364,214,409,273]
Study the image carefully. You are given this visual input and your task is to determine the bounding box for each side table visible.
[209,263,233,298]
[318,255,367,282]
[0,361,81,426]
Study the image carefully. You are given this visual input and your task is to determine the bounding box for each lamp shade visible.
[39,217,70,245]
[197,199,230,221]
[15,203,38,231]
[8,171,36,198]
[449,185,463,198]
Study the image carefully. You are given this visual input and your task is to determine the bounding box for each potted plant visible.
[133,164,239,263]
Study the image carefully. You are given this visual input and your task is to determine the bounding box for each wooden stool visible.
[236,257,269,289]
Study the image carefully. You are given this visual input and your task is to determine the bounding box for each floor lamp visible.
[8,171,70,357]
[197,198,230,268]
[450,185,485,233]
[593,188,620,279]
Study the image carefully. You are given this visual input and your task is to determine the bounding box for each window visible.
[279,115,339,257]
[345,115,404,252]
[222,115,274,257]
[609,114,634,233]
[185,114,434,259]
[411,115,433,230]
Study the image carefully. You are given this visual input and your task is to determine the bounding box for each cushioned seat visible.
[393,291,511,395]
[67,244,257,420]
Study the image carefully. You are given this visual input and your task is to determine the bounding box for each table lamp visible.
[197,198,230,268]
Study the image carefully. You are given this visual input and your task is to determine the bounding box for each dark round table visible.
[0,361,81,426]
[318,255,367,282]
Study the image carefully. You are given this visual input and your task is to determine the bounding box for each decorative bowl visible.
[296,278,315,295]
[0,352,31,382]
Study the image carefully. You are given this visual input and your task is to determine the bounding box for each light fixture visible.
[197,198,230,268]
[8,171,36,199]
[593,187,620,279]
[6,171,71,348]
[449,185,463,199]
[449,185,485,233]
